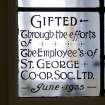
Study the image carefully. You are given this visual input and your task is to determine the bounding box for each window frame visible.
[8,0,105,104]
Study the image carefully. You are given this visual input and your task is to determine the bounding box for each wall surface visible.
[0,0,7,105]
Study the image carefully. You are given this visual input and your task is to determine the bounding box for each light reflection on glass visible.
[18,0,99,7]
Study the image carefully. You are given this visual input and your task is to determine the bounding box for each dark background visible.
[0,0,7,105]
[0,0,103,104]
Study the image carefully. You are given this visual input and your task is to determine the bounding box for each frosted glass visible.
[18,12,100,97]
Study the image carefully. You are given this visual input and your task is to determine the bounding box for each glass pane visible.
[18,12,100,97]
[104,0,105,7]
[18,0,99,7]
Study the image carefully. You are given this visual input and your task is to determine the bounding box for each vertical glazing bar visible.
[100,0,104,96]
